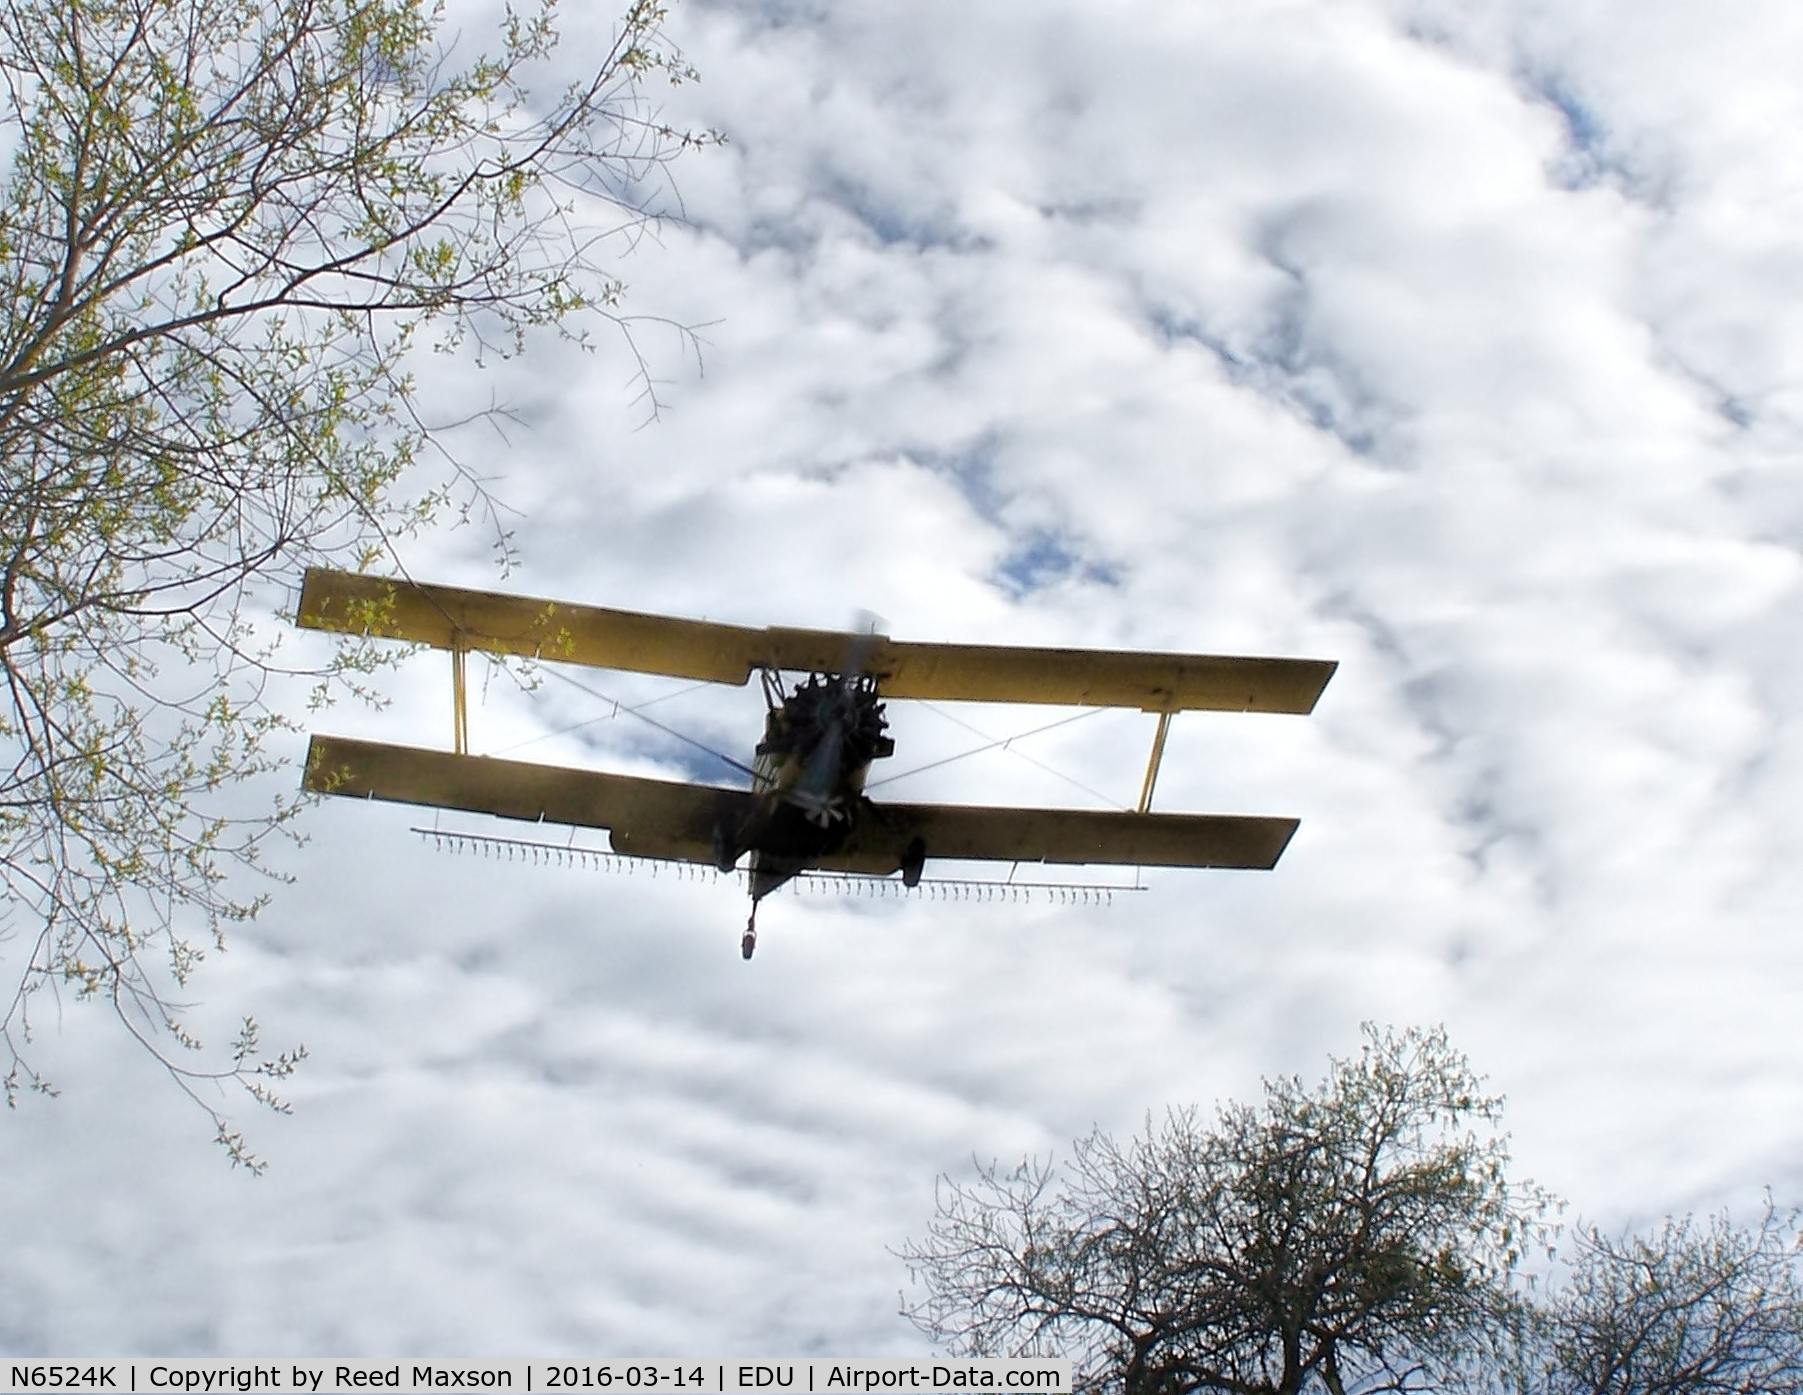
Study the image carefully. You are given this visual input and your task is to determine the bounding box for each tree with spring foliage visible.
[1537,1201,1803,1395]
[0,0,714,1163]
[901,1027,1552,1395]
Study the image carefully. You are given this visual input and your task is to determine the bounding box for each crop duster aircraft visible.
[296,569,1335,958]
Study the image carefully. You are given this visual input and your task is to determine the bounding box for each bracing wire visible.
[908,700,1129,809]
[535,666,758,778]
[490,678,718,756]
[491,657,1117,801]
[864,705,1111,793]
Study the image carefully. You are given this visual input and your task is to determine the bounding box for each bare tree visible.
[1539,1202,1803,1394]
[901,1026,1551,1395]
[0,0,715,1162]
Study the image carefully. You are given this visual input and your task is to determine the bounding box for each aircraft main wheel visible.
[713,821,738,874]
[900,836,926,888]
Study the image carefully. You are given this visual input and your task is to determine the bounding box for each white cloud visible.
[8,0,1803,1358]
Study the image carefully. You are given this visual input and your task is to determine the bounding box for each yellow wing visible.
[304,734,755,864]
[842,801,1296,871]
[304,736,1297,871]
[297,569,1334,714]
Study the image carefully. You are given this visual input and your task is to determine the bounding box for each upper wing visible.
[297,567,761,686]
[297,568,1334,713]
[304,736,1297,872]
[869,643,1331,714]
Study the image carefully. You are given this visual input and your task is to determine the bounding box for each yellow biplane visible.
[296,569,1334,958]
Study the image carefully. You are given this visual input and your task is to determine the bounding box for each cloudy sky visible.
[7,0,1803,1359]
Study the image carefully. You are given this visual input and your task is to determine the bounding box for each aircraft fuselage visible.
[724,673,892,883]
[718,672,908,955]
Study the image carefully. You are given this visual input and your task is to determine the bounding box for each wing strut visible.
[1138,711,1174,814]
[451,642,470,755]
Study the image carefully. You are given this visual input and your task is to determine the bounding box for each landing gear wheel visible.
[713,821,738,874]
[741,904,759,960]
[900,836,927,889]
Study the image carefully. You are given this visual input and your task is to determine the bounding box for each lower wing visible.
[304,736,1297,872]
[304,734,754,864]
[840,801,1296,871]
